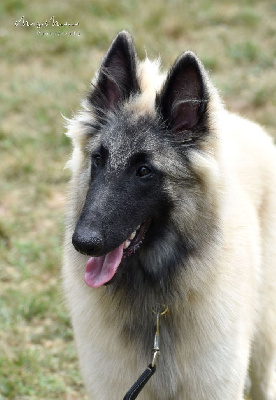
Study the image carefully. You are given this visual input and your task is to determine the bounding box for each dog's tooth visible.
[136,224,141,231]
[130,231,136,240]
[124,240,131,250]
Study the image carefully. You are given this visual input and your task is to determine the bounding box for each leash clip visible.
[151,312,160,367]
[123,305,169,400]
[151,305,169,368]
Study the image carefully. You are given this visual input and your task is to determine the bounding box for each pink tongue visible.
[84,243,124,288]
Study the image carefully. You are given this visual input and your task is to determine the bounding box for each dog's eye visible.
[93,154,102,168]
[136,166,151,178]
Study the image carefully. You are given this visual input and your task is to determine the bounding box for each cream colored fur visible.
[63,57,276,399]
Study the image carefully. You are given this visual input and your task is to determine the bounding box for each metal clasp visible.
[151,305,169,367]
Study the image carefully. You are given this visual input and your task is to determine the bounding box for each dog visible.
[63,31,276,399]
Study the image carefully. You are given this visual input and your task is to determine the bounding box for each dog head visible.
[68,31,219,289]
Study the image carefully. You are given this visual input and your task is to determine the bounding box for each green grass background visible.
[0,0,275,399]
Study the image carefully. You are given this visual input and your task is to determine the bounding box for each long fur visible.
[63,31,276,399]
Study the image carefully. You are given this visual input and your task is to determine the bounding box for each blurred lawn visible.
[0,0,275,399]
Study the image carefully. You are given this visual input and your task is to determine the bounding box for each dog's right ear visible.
[88,31,139,115]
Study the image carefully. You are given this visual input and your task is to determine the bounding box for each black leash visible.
[123,306,169,400]
[123,364,156,400]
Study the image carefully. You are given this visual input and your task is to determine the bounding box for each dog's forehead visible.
[101,112,162,169]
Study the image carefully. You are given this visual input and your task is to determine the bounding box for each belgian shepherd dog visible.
[63,31,276,399]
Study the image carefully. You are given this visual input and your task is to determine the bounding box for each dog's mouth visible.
[123,219,150,258]
[84,220,150,288]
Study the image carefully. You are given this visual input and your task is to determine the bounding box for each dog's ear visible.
[157,52,208,133]
[89,31,139,114]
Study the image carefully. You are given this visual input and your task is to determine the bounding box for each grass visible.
[0,0,275,398]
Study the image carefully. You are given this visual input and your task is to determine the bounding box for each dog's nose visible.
[72,230,103,256]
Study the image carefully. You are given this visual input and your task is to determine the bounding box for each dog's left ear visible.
[89,31,139,114]
[157,51,209,133]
